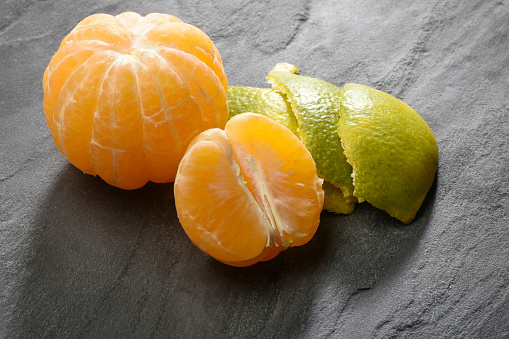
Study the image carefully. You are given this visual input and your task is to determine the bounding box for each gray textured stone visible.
[1,0,508,338]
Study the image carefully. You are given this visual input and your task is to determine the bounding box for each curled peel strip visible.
[227,63,438,223]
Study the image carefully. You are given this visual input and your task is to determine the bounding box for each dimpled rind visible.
[227,86,299,136]
[268,64,356,204]
[227,82,354,214]
[338,83,438,223]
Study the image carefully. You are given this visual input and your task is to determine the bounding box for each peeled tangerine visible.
[174,113,324,267]
[43,12,228,189]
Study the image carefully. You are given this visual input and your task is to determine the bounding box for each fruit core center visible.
[242,154,289,249]
[128,46,140,55]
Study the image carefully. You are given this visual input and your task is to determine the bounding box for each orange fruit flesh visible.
[175,114,324,267]
[43,12,228,189]
[226,114,325,247]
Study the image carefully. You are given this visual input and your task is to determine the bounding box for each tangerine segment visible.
[174,129,277,267]
[43,12,228,189]
[144,21,228,92]
[50,52,116,174]
[60,13,132,50]
[175,114,324,266]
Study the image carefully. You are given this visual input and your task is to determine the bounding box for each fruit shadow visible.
[209,172,437,283]
[318,174,437,289]
[195,172,437,336]
[12,164,188,337]
[12,164,437,337]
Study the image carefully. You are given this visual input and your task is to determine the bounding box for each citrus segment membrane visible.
[338,83,439,223]
[175,113,324,266]
[225,114,324,247]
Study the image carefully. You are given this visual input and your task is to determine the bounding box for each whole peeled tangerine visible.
[43,12,228,189]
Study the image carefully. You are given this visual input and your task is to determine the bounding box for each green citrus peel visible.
[226,63,438,223]
[322,181,355,215]
[227,64,355,215]
[227,86,299,136]
[267,64,355,201]
[338,83,438,223]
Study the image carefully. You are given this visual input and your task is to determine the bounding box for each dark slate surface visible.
[1,1,508,338]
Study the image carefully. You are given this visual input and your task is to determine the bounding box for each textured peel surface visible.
[338,83,439,223]
[227,86,299,136]
[226,65,356,215]
[267,64,355,199]
[227,64,438,223]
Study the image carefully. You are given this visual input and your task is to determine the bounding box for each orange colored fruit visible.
[42,12,228,189]
[174,113,324,267]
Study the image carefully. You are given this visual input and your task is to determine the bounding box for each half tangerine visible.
[174,113,324,266]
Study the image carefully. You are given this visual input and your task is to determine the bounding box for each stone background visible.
[1,0,508,338]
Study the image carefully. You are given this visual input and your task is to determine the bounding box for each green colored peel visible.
[322,181,355,214]
[267,64,355,203]
[227,85,354,214]
[226,64,438,223]
[227,86,299,136]
[338,83,438,223]
[227,65,356,215]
